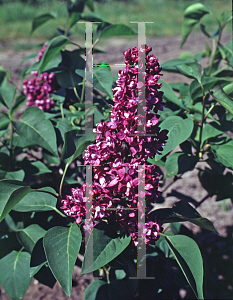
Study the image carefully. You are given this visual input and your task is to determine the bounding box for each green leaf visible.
[160,80,186,109]
[223,83,233,98]
[12,106,58,157]
[212,85,233,115]
[42,149,60,165]
[56,119,73,141]
[85,0,94,11]
[55,50,85,88]
[154,116,194,160]
[30,238,47,277]
[0,114,10,130]
[25,52,62,75]
[16,224,46,254]
[191,77,231,100]
[201,123,223,146]
[176,63,203,84]
[13,187,57,212]
[80,11,105,22]
[0,180,32,222]
[9,94,26,116]
[20,160,52,176]
[84,280,108,300]
[82,222,131,274]
[164,200,218,233]
[200,24,211,38]
[164,235,204,300]
[181,3,209,47]
[62,129,96,165]
[0,84,16,108]
[93,62,113,98]
[161,58,196,73]
[69,12,81,28]
[165,152,198,178]
[215,143,233,169]
[0,170,25,181]
[38,36,70,75]
[31,12,57,34]
[218,41,233,65]
[43,223,82,296]
[0,250,32,300]
[99,24,136,39]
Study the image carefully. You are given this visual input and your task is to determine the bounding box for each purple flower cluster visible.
[23,43,59,111]
[61,45,168,246]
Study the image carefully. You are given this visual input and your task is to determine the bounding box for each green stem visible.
[74,87,81,102]
[207,23,223,76]
[53,207,67,218]
[80,78,85,103]
[59,163,69,197]
[70,41,82,49]
[103,266,111,284]
[159,232,167,237]
[197,85,206,158]
[60,103,64,120]
[9,123,14,168]
[204,104,215,121]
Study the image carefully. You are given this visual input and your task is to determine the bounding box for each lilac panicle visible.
[61,45,168,246]
[23,43,59,112]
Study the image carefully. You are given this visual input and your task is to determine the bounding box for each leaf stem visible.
[60,103,64,120]
[207,20,223,76]
[9,123,14,168]
[197,85,206,158]
[59,163,69,197]
[74,87,81,102]
[80,78,85,103]
[53,207,67,218]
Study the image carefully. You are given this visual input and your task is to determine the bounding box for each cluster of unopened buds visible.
[61,45,168,246]
[23,43,59,111]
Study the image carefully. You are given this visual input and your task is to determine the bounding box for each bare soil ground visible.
[0,32,233,299]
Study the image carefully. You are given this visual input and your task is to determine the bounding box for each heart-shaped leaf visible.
[12,106,58,157]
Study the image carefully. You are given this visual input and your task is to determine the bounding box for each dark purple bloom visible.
[62,45,169,246]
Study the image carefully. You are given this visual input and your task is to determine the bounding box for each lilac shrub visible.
[23,43,60,111]
[61,45,168,246]
[0,2,231,299]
